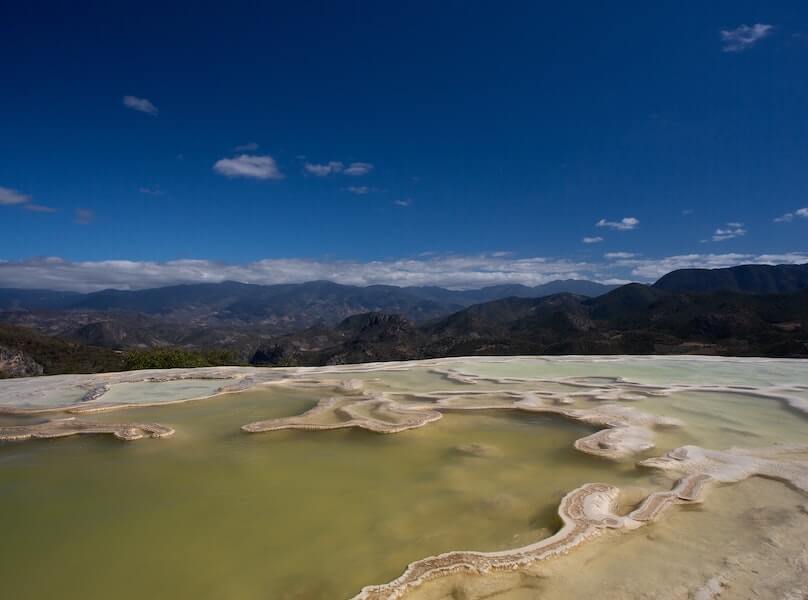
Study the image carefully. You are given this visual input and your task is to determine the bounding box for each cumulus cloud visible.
[74,208,94,225]
[304,161,344,176]
[0,187,31,205]
[604,252,637,259]
[596,217,639,231]
[123,95,158,115]
[582,236,604,244]
[721,24,773,52]
[709,222,746,242]
[213,155,284,180]
[234,142,259,152]
[344,162,374,176]
[774,208,808,223]
[1,252,806,292]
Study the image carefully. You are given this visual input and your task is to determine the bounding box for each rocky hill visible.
[250,286,808,365]
[0,323,124,378]
[654,263,808,294]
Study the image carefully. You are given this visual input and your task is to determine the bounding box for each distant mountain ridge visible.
[0,288,84,310]
[0,279,618,335]
[1,264,808,377]
[1,263,807,375]
[3,262,804,314]
[251,284,808,366]
[0,279,618,313]
[654,263,808,294]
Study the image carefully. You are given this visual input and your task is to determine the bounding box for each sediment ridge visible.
[0,417,174,441]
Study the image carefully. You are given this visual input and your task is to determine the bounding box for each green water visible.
[96,378,229,405]
[451,356,808,387]
[0,387,646,600]
[2,357,806,599]
[631,389,808,453]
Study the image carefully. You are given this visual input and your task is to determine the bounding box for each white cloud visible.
[74,208,94,225]
[139,186,165,196]
[599,278,634,286]
[611,252,808,280]
[721,24,773,52]
[2,252,806,292]
[213,155,284,180]
[302,160,373,176]
[709,222,746,242]
[304,161,344,176]
[0,255,596,292]
[344,162,374,176]
[234,142,259,152]
[23,203,57,213]
[0,187,31,205]
[582,236,604,244]
[123,95,158,115]
[596,217,639,231]
[394,198,412,207]
[682,209,694,216]
[774,208,808,223]
[0,186,56,213]
[604,252,637,259]
[343,186,379,195]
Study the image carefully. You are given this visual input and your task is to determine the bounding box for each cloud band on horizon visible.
[0,252,806,293]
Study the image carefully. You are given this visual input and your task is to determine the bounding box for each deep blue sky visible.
[1,1,807,289]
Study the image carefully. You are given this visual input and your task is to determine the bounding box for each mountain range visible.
[0,279,617,316]
[1,263,806,377]
[654,263,808,294]
[0,279,618,349]
[250,283,808,366]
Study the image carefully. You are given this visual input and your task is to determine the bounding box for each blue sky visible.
[1,1,807,290]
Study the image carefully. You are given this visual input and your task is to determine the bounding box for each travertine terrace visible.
[1,356,806,599]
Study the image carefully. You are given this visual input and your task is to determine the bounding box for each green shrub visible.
[122,348,240,370]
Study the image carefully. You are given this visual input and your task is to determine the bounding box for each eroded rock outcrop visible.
[0,344,43,378]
